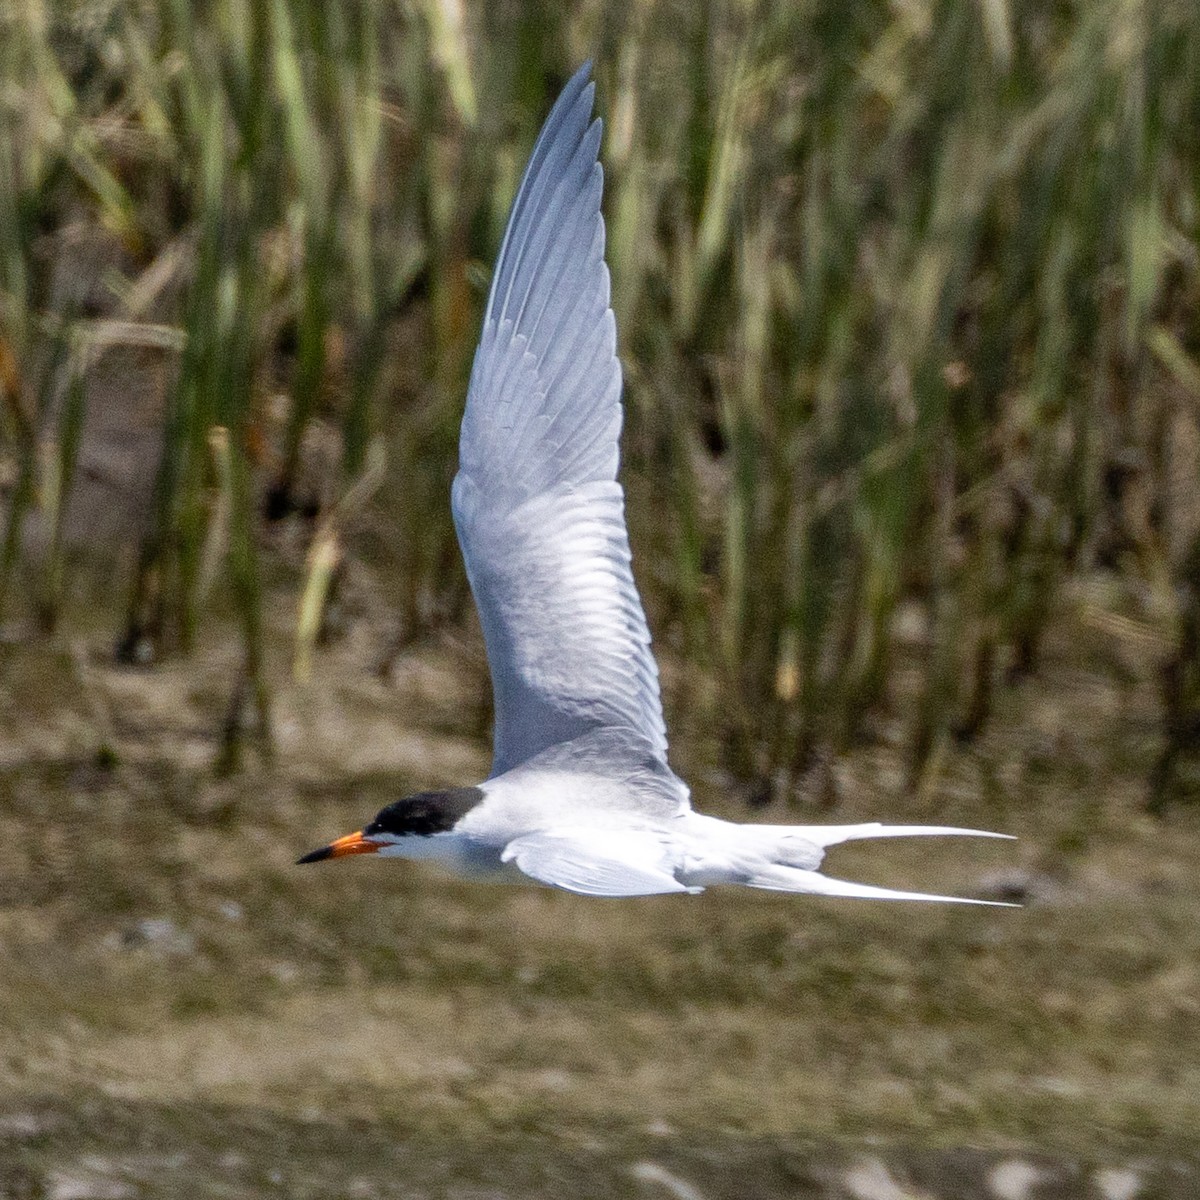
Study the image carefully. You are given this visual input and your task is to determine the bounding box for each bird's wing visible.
[501,828,700,897]
[452,62,668,777]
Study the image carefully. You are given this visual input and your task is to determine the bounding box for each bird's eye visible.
[365,805,404,837]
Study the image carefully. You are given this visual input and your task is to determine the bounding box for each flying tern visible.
[299,63,1014,903]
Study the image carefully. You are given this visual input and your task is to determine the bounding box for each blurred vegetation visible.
[1,0,1198,805]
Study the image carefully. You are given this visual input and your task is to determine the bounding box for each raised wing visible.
[452,62,668,777]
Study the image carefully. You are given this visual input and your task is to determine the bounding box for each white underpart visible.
[389,63,1019,905]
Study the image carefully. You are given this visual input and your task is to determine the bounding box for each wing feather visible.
[502,829,699,897]
[453,63,668,776]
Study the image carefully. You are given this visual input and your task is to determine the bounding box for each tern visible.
[299,63,1014,903]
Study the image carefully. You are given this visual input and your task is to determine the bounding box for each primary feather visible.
[453,61,667,778]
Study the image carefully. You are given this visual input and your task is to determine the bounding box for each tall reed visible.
[0,0,1196,802]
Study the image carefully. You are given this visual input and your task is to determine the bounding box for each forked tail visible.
[745,822,1018,906]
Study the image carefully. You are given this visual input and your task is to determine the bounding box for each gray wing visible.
[452,62,668,778]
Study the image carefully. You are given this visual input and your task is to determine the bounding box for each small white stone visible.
[0,1112,44,1139]
[119,917,196,956]
[529,1068,573,1093]
[842,1157,921,1200]
[1094,1166,1142,1200]
[629,1161,708,1200]
[987,1159,1045,1200]
[46,1174,134,1200]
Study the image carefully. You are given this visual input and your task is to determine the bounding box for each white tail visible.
[746,864,1018,906]
[786,822,1016,849]
[745,823,1018,906]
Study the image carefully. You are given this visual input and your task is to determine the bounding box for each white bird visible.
[299,63,1014,904]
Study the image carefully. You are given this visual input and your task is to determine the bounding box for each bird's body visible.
[300,64,1014,905]
[308,727,1009,902]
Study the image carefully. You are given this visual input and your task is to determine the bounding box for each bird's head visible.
[296,787,483,863]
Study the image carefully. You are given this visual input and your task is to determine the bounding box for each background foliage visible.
[2,0,1198,805]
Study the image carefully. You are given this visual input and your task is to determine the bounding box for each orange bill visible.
[296,830,380,864]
